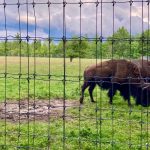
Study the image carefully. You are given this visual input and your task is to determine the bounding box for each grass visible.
[0,56,98,100]
[0,56,149,150]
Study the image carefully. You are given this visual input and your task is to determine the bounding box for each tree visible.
[138,29,150,57]
[34,39,42,56]
[50,41,57,57]
[54,41,63,58]
[66,36,89,62]
[101,41,112,59]
[108,26,130,58]
[131,41,140,59]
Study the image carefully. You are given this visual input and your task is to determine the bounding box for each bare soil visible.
[0,99,79,122]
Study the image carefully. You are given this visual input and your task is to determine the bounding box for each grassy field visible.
[0,56,149,150]
[0,56,98,100]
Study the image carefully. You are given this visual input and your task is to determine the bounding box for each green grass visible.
[0,56,149,150]
[0,56,98,100]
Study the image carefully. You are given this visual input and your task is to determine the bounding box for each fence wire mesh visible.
[0,0,149,150]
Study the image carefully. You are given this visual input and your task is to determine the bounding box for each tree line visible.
[0,27,150,62]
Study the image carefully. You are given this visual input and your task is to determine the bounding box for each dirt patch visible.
[0,99,79,122]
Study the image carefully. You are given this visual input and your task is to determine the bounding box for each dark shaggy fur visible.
[132,60,150,82]
[80,59,150,107]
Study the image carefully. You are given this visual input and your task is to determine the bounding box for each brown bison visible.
[80,59,150,107]
[132,59,150,82]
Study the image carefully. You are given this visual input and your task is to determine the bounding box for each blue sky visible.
[0,0,149,41]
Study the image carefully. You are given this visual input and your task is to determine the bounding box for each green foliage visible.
[139,29,150,56]
[131,41,140,58]
[0,28,149,59]
[66,37,80,62]
[107,26,131,58]
[52,36,90,62]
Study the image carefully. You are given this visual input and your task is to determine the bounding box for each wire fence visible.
[0,0,149,149]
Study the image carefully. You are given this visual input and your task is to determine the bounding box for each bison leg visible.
[120,85,131,106]
[121,90,131,106]
[108,85,117,104]
[88,83,96,103]
[80,82,89,104]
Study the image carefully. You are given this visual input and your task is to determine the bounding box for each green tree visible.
[131,41,140,59]
[34,40,42,56]
[54,41,63,58]
[50,41,57,57]
[11,33,21,56]
[138,29,150,57]
[86,36,101,59]
[0,42,6,55]
[66,36,89,62]
[101,41,112,59]
[108,26,130,58]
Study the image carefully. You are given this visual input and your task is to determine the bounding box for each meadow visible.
[0,56,149,150]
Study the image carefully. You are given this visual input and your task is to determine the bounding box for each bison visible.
[132,59,150,82]
[80,59,150,107]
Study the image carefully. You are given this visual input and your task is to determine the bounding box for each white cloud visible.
[0,28,48,40]
[0,0,149,38]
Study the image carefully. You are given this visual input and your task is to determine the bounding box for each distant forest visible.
[0,27,150,62]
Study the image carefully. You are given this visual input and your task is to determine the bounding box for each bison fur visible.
[80,59,150,107]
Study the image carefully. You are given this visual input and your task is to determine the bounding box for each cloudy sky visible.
[0,0,149,41]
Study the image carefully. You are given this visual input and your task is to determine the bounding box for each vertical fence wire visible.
[141,1,144,149]
[17,0,22,147]
[26,0,30,148]
[79,0,82,149]
[147,2,149,149]
[111,1,115,149]
[63,1,66,149]
[96,1,99,149]
[32,1,37,148]
[99,0,103,149]
[48,1,51,149]
[3,0,7,148]
[128,1,132,149]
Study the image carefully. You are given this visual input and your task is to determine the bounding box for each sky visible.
[0,0,150,41]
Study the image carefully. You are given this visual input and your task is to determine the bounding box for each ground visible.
[0,99,79,122]
[0,57,149,149]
